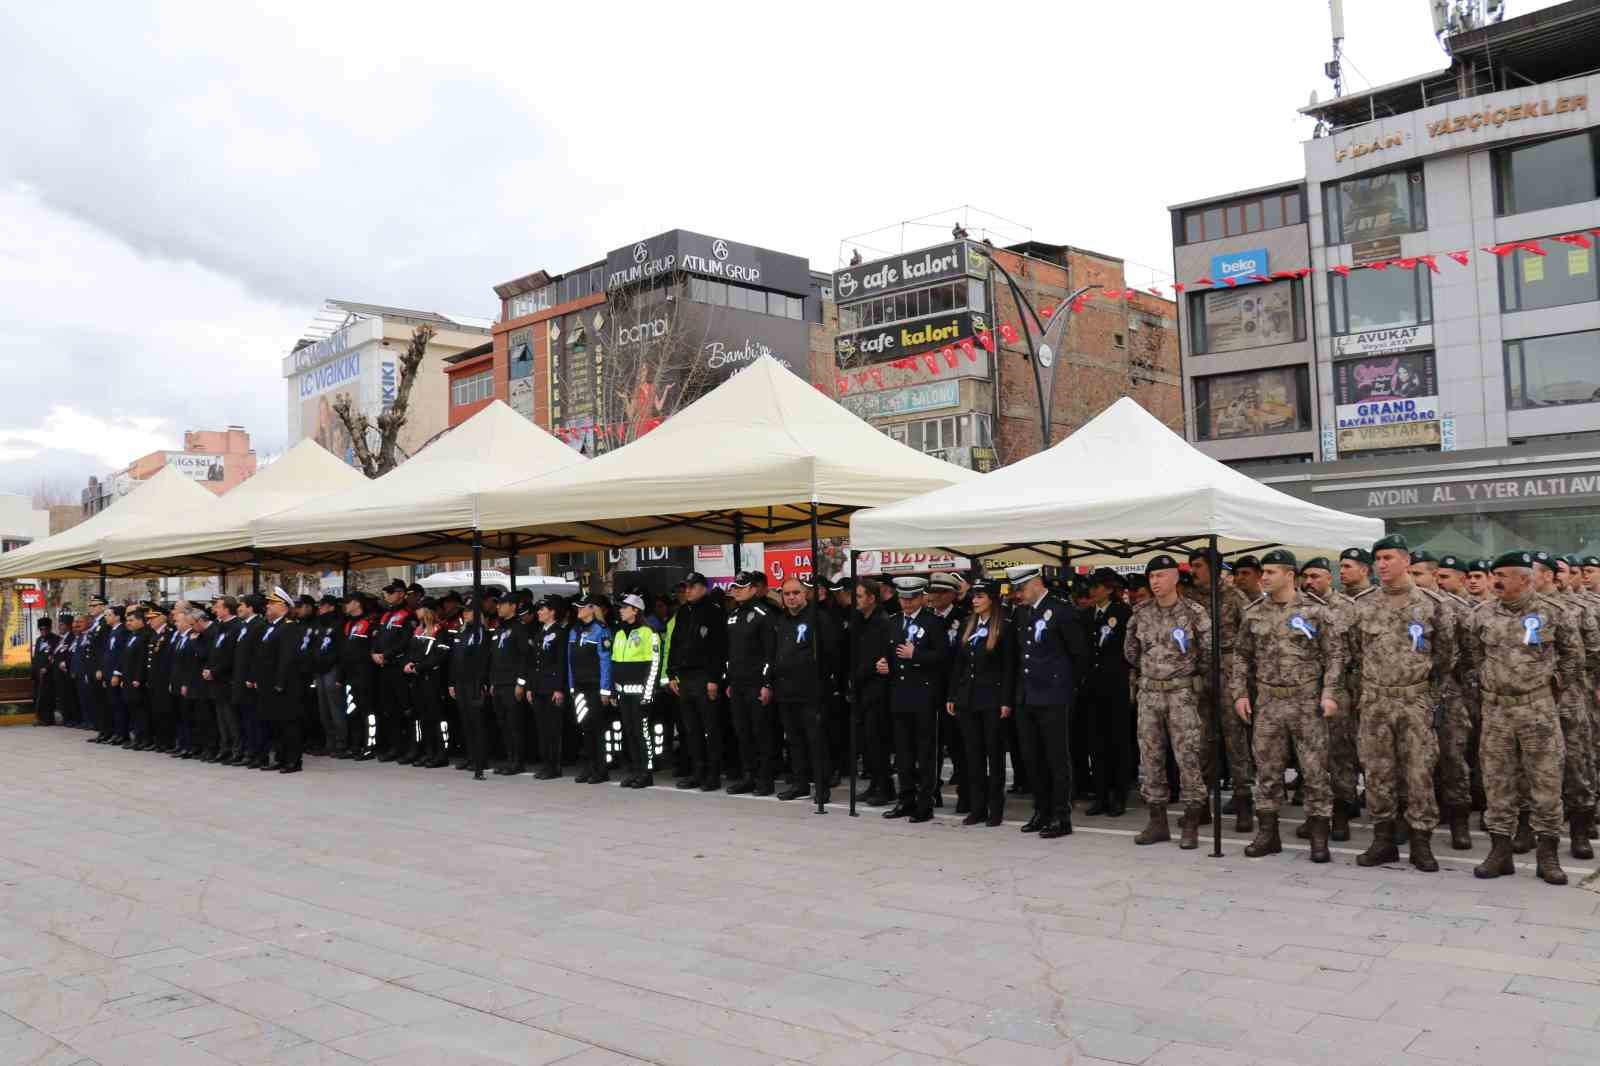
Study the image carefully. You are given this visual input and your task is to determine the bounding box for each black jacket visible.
[851,607,899,703]
[888,607,951,715]
[115,628,150,693]
[1085,600,1133,682]
[312,613,342,674]
[526,621,568,696]
[668,598,727,679]
[146,625,177,712]
[726,600,777,689]
[206,617,240,699]
[175,627,210,699]
[770,605,842,705]
[340,615,376,691]
[374,606,415,664]
[254,618,302,722]
[489,619,533,687]
[231,614,266,704]
[1015,592,1090,707]
[449,621,492,701]
[948,613,1018,715]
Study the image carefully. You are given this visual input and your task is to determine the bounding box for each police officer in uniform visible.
[205,597,242,762]
[372,580,415,762]
[568,594,614,784]
[1298,556,1357,842]
[771,576,842,804]
[232,594,268,767]
[612,593,663,789]
[668,572,728,792]
[1083,568,1133,817]
[449,601,492,779]
[883,576,949,823]
[255,588,304,773]
[946,579,1017,826]
[527,596,570,780]
[724,572,777,795]
[488,595,532,776]
[852,578,900,806]
[31,616,60,726]
[1009,565,1090,839]
[1183,550,1255,832]
[112,606,150,747]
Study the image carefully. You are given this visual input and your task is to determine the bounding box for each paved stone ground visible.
[3,729,1600,1066]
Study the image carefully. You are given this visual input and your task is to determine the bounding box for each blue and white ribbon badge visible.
[1408,621,1424,652]
[1172,627,1188,654]
[1290,614,1316,640]
[796,622,808,645]
[1099,625,1113,646]
[1524,615,1542,645]
[1033,619,1046,642]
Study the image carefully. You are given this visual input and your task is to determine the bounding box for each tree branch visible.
[330,393,381,478]
[375,324,435,473]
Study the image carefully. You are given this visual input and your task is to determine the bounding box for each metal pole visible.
[1208,535,1224,857]
[509,535,519,593]
[471,531,483,605]
[811,502,825,815]
[342,552,351,597]
[249,548,262,595]
[848,548,859,817]
[733,513,745,577]
[98,562,107,600]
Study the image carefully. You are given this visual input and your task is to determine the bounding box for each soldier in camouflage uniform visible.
[1299,557,1357,841]
[1533,552,1597,858]
[1184,549,1253,832]
[1578,553,1600,840]
[1345,534,1455,872]
[1230,549,1343,862]
[1125,554,1213,850]
[1468,550,1577,885]
[1416,552,1477,850]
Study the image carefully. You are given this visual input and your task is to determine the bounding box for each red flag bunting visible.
[836,376,848,394]
[1070,296,1089,314]
[1173,282,1186,294]
[1331,264,1351,277]
[1247,274,1272,284]
[922,352,939,374]
[1418,255,1439,274]
[1222,277,1238,287]
[1193,276,1214,287]
[870,368,884,387]
[1447,250,1470,266]
[942,346,957,368]
[976,331,995,352]
[959,339,976,361]
[1395,258,1417,270]
[999,323,1018,344]
[1368,259,1392,271]
[1553,233,1593,249]
[854,371,871,388]
[1040,305,1054,319]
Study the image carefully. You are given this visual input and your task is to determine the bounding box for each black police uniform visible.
[53,626,81,727]
[488,618,532,775]
[949,611,1018,825]
[886,606,952,820]
[254,616,303,771]
[206,614,241,760]
[527,619,569,778]
[146,622,177,750]
[1084,596,1134,815]
[851,602,900,804]
[668,595,728,789]
[373,603,416,760]
[929,601,968,808]
[340,613,377,758]
[101,621,128,742]
[450,619,492,777]
[405,624,454,767]
[1015,589,1090,835]
[771,603,842,802]
[178,624,216,758]
[231,613,267,764]
[115,625,151,746]
[725,596,777,792]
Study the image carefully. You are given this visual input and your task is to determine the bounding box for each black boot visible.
[1020,812,1046,833]
[1308,816,1331,864]
[1474,833,1515,878]
[1357,819,1399,867]
[1408,827,1438,872]
[1571,812,1594,861]
[1536,834,1568,886]
[1331,801,1351,842]
[1085,790,1108,817]
[1244,811,1282,858]
[1448,806,1473,851]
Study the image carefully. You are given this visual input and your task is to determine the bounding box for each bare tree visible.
[331,323,435,478]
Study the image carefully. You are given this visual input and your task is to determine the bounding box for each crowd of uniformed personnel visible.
[24,537,1597,885]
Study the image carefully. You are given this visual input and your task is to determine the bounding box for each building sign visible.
[296,351,361,400]
[1426,95,1588,138]
[1209,247,1269,287]
[1314,468,1600,517]
[1199,282,1296,353]
[832,241,985,303]
[839,381,960,421]
[1334,350,1437,414]
[1334,130,1405,163]
[164,452,227,484]
[1331,323,1432,358]
[764,542,813,586]
[1337,420,1442,452]
[853,550,970,576]
[1352,236,1402,266]
[603,230,810,296]
[834,310,982,366]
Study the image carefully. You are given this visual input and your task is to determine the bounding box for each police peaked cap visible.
[683,571,709,587]
[1005,564,1042,584]
[1371,533,1409,554]
[1409,549,1437,565]
[892,576,929,595]
[1145,554,1180,574]
[730,571,756,589]
[318,594,341,607]
[1491,550,1533,571]
[1258,549,1296,569]
[1437,555,1466,573]
[1299,556,1332,574]
[1088,567,1125,588]
[87,594,108,606]
[1339,547,1372,565]
[968,579,1000,597]
[928,572,962,592]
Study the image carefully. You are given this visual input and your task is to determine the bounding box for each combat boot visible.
[1474,833,1515,878]
[1296,818,1311,840]
[1308,816,1331,863]
[1243,811,1282,858]
[1356,819,1399,867]
[1234,796,1254,834]
[1448,806,1473,851]
[1570,811,1594,860]
[1408,827,1439,872]
[1512,811,1535,853]
[1180,803,1202,850]
[1535,834,1568,885]
[1331,801,1351,842]
[1134,804,1169,845]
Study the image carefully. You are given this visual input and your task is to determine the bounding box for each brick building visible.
[80,426,257,517]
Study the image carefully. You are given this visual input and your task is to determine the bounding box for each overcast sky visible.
[0,0,1553,497]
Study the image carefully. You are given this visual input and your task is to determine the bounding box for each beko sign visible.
[603,230,811,295]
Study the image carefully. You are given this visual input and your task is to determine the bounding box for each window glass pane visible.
[1332,170,1421,242]
[1501,242,1599,311]
[931,284,953,313]
[1340,268,1423,332]
[1194,279,1299,353]
[1244,201,1263,232]
[1195,366,1311,439]
[707,281,727,306]
[1226,205,1244,235]
[1497,133,1597,215]
[968,279,985,309]
[1203,208,1223,240]
[1185,212,1203,244]
[768,291,786,316]
[894,293,908,321]
[689,277,707,302]
[1506,330,1600,408]
[787,296,803,319]
[1285,191,1302,225]
[1262,195,1283,229]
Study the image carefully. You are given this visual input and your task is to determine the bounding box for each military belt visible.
[1481,687,1549,708]
[1139,675,1198,693]
[1361,680,1431,699]
[1257,679,1320,699]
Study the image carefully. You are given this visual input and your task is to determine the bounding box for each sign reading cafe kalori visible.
[1332,323,1431,358]
[832,240,985,303]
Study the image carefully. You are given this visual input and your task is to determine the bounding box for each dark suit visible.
[32,631,60,724]
[146,625,177,749]
[114,628,151,743]
[889,607,952,815]
[231,614,267,763]
[450,621,492,773]
[1015,592,1090,824]
[1083,599,1134,810]
[255,617,302,768]
[207,617,241,757]
[950,614,1018,822]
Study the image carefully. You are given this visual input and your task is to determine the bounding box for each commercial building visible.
[80,427,258,517]
[0,494,49,554]
[833,239,1180,469]
[286,300,490,468]
[1171,0,1600,554]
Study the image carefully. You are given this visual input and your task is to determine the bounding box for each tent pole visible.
[509,535,519,593]
[99,563,107,599]
[848,548,859,817]
[471,532,483,606]
[811,501,825,815]
[342,553,351,597]
[250,548,261,595]
[733,513,745,578]
[1208,535,1224,858]
[218,568,226,598]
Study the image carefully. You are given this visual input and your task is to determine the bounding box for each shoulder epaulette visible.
[1303,590,1328,606]
[1242,595,1267,612]
[1417,587,1445,603]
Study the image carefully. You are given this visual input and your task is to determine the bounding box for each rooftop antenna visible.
[1326,0,1346,97]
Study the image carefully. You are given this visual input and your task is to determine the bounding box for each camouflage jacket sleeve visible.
[1315,601,1344,704]
[1228,604,1254,700]
[1123,608,1144,673]
[1554,597,1584,692]
[1430,594,1459,688]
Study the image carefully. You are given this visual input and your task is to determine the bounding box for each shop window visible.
[1505,329,1600,408]
[1330,267,1432,334]
[1194,365,1311,440]
[1180,189,1302,244]
[1499,236,1599,312]
[1187,278,1305,354]
[1494,131,1599,216]
[450,369,494,407]
[1323,167,1427,245]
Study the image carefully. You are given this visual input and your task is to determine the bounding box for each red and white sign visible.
[18,588,45,609]
[765,542,813,586]
[854,550,970,576]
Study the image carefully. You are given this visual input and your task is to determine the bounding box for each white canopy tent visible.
[94,438,369,577]
[0,467,221,581]
[474,355,978,551]
[850,397,1385,565]
[252,400,585,568]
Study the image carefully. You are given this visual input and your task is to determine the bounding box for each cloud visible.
[0,406,176,469]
